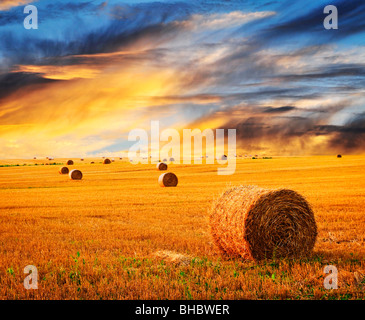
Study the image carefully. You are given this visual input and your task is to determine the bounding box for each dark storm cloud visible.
[189,98,365,153]
[327,115,365,151]
[277,64,365,81]
[0,72,57,101]
[1,0,364,155]
[263,106,296,113]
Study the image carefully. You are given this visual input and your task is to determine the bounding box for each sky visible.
[0,0,364,158]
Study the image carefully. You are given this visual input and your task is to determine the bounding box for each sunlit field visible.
[0,156,364,300]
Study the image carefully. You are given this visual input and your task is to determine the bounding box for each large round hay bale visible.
[158,173,178,187]
[69,169,83,180]
[67,160,74,165]
[157,162,168,171]
[59,167,69,175]
[103,158,111,164]
[209,185,317,261]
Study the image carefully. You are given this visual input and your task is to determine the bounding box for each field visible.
[0,156,364,300]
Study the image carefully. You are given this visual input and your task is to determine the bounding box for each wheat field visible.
[0,156,364,300]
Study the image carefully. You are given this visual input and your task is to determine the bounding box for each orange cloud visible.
[14,65,101,80]
[0,58,188,158]
[0,0,36,11]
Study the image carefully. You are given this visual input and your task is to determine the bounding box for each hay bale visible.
[169,157,175,162]
[103,158,111,164]
[59,167,69,175]
[221,155,227,160]
[209,185,317,261]
[157,162,168,171]
[69,169,83,180]
[158,173,178,187]
[90,162,95,164]
[80,158,84,161]
[67,160,74,165]
[337,154,342,158]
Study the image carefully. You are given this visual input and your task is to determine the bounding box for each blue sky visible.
[0,0,364,158]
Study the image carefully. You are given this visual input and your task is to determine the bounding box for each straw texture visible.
[209,185,317,261]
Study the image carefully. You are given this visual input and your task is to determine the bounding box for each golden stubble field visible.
[0,156,364,300]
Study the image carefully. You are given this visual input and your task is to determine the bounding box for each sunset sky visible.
[0,0,364,158]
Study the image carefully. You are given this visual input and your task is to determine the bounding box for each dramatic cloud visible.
[0,0,364,158]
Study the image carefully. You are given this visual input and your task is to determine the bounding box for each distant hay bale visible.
[157,162,168,171]
[59,167,69,175]
[67,160,74,165]
[337,154,342,158]
[162,158,167,162]
[158,173,178,187]
[90,162,95,164]
[103,158,111,164]
[80,158,84,161]
[169,157,175,162]
[209,185,317,261]
[221,155,227,160]
[69,169,83,180]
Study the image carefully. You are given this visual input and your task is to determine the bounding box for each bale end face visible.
[69,169,83,180]
[103,158,111,164]
[209,185,317,261]
[67,160,74,165]
[159,173,178,187]
[157,162,168,171]
[59,167,69,175]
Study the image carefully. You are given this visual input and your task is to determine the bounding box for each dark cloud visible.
[188,99,365,153]
[0,72,57,101]
[263,106,296,113]
[327,115,365,151]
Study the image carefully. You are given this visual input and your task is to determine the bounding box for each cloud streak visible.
[0,0,364,158]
